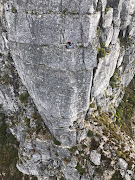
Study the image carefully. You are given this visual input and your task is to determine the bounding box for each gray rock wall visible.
[4,0,100,145]
[0,0,135,179]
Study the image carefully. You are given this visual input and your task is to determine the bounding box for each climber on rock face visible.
[66,41,72,48]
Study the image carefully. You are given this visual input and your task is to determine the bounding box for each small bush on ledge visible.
[97,47,106,58]
[109,73,118,89]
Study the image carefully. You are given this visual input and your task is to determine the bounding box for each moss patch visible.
[97,47,106,58]
[75,162,85,175]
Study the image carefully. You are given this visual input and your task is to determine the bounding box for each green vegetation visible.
[31,11,34,15]
[87,130,93,137]
[97,47,106,58]
[90,102,95,108]
[97,105,101,112]
[95,167,104,176]
[101,154,112,167]
[31,111,43,133]
[49,10,53,13]
[31,11,37,15]
[128,159,134,170]
[104,90,108,98]
[71,10,79,15]
[133,60,135,64]
[115,150,132,160]
[59,177,66,180]
[53,138,61,146]
[97,26,100,36]
[109,72,121,89]
[68,146,77,153]
[55,152,59,157]
[111,170,123,180]
[82,144,87,149]
[115,76,135,137]
[97,40,110,59]
[24,117,30,128]
[79,45,84,48]
[12,7,17,13]
[116,150,126,159]
[85,114,89,121]
[19,92,29,104]
[73,120,77,124]
[91,77,135,162]
[92,112,123,145]
[31,111,42,120]
[75,162,85,175]
[79,150,84,154]
[120,36,131,47]
[105,6,110,14]
[0,73,13,85]
[62,9,67,14]
[30,109,54,140]
[30,110,53,140]
[90,137,100,150]
[92,112,111,127]
[2,29,7,33]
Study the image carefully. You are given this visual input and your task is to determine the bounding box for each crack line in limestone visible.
[90,67,97,101]
[80,20,86,70]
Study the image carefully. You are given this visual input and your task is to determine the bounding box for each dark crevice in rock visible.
[7,52,20,96]
[89,66,97,105]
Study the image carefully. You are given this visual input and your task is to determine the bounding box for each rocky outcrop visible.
[0,0,135,179]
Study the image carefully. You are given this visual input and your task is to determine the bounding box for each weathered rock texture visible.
[0,0,135,179]
[4,0,101,146]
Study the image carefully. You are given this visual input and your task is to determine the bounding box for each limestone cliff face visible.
[4,0,100,146]
[0,0,135,179]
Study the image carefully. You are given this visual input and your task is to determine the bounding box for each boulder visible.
[118,158,128,170]
[90,150,101,166]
